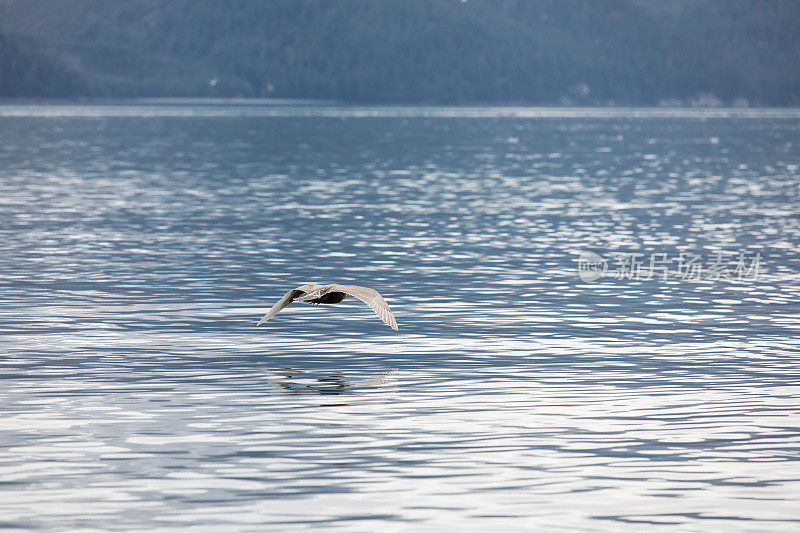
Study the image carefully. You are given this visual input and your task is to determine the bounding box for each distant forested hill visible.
[0,32,86,96]
[1,0,798,105]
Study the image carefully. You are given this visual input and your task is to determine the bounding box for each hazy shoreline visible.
[1,100,799,120]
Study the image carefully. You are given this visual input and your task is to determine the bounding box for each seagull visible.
[257,283,398,330]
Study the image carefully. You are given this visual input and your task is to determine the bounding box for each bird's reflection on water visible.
[260,365,398,400]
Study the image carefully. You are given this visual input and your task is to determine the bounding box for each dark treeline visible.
[1,0,798,105]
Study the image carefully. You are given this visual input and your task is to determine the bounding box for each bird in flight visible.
[257,283,398,330]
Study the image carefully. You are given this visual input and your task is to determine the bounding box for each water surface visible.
[1,103,799,531]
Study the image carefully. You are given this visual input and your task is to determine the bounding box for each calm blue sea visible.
[1,103,799,531]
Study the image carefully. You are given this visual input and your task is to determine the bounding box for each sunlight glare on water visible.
[1,103,799,531]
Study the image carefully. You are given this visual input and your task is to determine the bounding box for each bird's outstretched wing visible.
[257,283,323,326]
[332,284,398,331]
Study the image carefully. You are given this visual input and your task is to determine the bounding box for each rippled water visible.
[1,103,799,531]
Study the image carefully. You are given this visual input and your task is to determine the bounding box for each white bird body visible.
[257,283,398,330]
